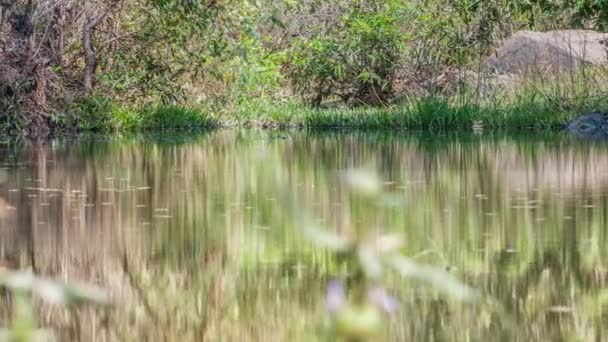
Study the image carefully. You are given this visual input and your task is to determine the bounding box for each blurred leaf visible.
[11,292,36,341]
[0,271,110,306]
[358,247,383,279]
[35,279,69,304]
[1,271,35,291]
[374,234,405,253]
[387,255,477,302]
[334,303,383,340]
[63,281,111,305]
[298,217,351,252]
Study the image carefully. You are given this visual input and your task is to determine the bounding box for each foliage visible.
[519,0,608,30]
[287,2,406,106]
[100,0,227,104]
[72,95,115,132]
[136,105,217,130]
[75,101,217,131]
[570,0,608,30]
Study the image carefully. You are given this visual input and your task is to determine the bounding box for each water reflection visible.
[1,131,608,341]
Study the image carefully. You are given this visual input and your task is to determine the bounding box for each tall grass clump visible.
[136,105,217,130]
[73,102,218,132]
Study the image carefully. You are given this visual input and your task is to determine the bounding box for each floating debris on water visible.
[548,306,573,313]
[511,205,539,209]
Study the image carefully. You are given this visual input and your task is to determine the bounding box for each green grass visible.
[139,105,217,130]
[228,96,577,131]
[72,95,601,133]
[228,68,608,131]
[67,68,608,133]
[73,102,218,132]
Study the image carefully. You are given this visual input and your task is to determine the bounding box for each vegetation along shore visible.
[2,1,608,135]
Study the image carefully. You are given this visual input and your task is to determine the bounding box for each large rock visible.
[567,111,608,140]
[487,30,608,74]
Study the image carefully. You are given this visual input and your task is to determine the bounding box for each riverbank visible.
[0,99,587,135]
[0,97,602,136]
[3,69,608,135]
[70,94,604,133]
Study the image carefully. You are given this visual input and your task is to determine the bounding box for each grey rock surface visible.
[567,111,608,140]
[487,30,608,74]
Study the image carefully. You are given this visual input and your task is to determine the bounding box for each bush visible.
[137,105,216,130]
[287,2,406,106]
[72,95,115,132]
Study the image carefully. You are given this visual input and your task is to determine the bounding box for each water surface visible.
[1,130,608,341]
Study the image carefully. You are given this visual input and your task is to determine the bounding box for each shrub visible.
[138,105,216,130]
[72,95,114,132]
[287,2,406,106]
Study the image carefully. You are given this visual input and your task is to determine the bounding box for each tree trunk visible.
[83,12,107,91]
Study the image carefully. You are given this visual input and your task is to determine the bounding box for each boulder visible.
[567,111,608,140]
[487,30,608,74]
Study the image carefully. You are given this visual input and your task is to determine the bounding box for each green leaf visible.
[358,247,383,279]
[298,217,351,252]
[387,255,477,302]
[0,271,110,306]
[374,234,405,253]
